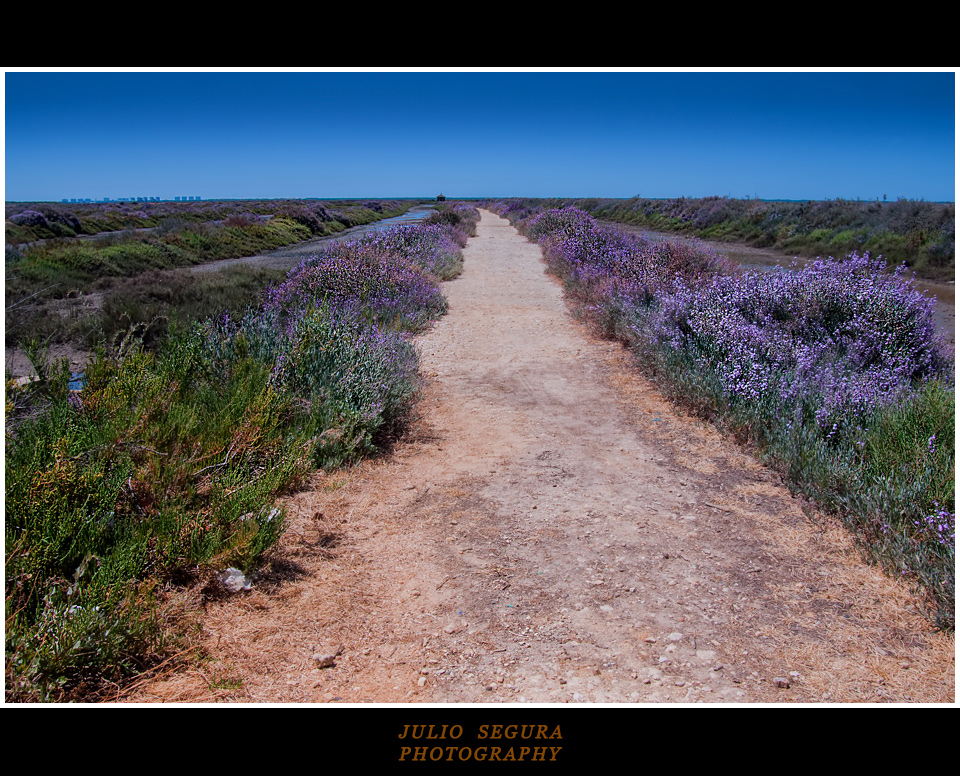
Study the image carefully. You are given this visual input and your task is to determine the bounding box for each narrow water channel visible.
[189,204,436,275]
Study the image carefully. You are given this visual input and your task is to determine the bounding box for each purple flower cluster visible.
[197,295,421,456]
[265,225,451,333]
[528,207,733,297]
[916,504,956,548]
[515,207,952,442]
[9,209,49,227]
[194,217,473,460]
[423,203,480,248]
[642,254,951,434]
[364,222,467,278]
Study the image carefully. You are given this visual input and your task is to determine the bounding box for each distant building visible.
[437,193,446,202]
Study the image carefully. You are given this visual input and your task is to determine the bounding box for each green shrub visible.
[4,336,317,700]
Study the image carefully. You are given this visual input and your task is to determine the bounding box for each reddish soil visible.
[119,211,954,704]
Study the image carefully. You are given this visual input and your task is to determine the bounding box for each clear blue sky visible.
[3,69,956,203]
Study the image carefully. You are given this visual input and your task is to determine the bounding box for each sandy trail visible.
[126,210,953,704]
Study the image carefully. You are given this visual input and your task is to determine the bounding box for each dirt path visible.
[125,210,954,704]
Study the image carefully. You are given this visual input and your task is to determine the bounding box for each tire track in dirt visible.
[127,210,953,704]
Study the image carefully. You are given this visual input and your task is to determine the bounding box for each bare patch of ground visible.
[119,211,954,704]
[4,291,104,379]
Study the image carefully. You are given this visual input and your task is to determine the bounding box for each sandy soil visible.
[116,211,954,704]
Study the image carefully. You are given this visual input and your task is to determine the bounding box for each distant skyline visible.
[3,68,956,203]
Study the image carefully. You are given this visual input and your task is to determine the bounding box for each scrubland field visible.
[4,196,954,703]
[5,199,478,700]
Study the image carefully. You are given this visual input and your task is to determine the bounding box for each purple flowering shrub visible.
[366,223,467,281]
[525,207,733,292]
[640,254,951,437]
[198,304,421,467]
[266,232,448,333]
[641,258,954,626]
[6,208,81,242]
[519,207,735,343]
[424,203,480,249]
[198,218,467,468]
[9,209,49,228]
[918,504,956,549]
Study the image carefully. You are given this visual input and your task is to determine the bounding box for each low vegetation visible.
[487,200,955,630]
[5,199,402,245]
[500,196,955,282]
[4,201,480,701]
[5,199,413,347]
